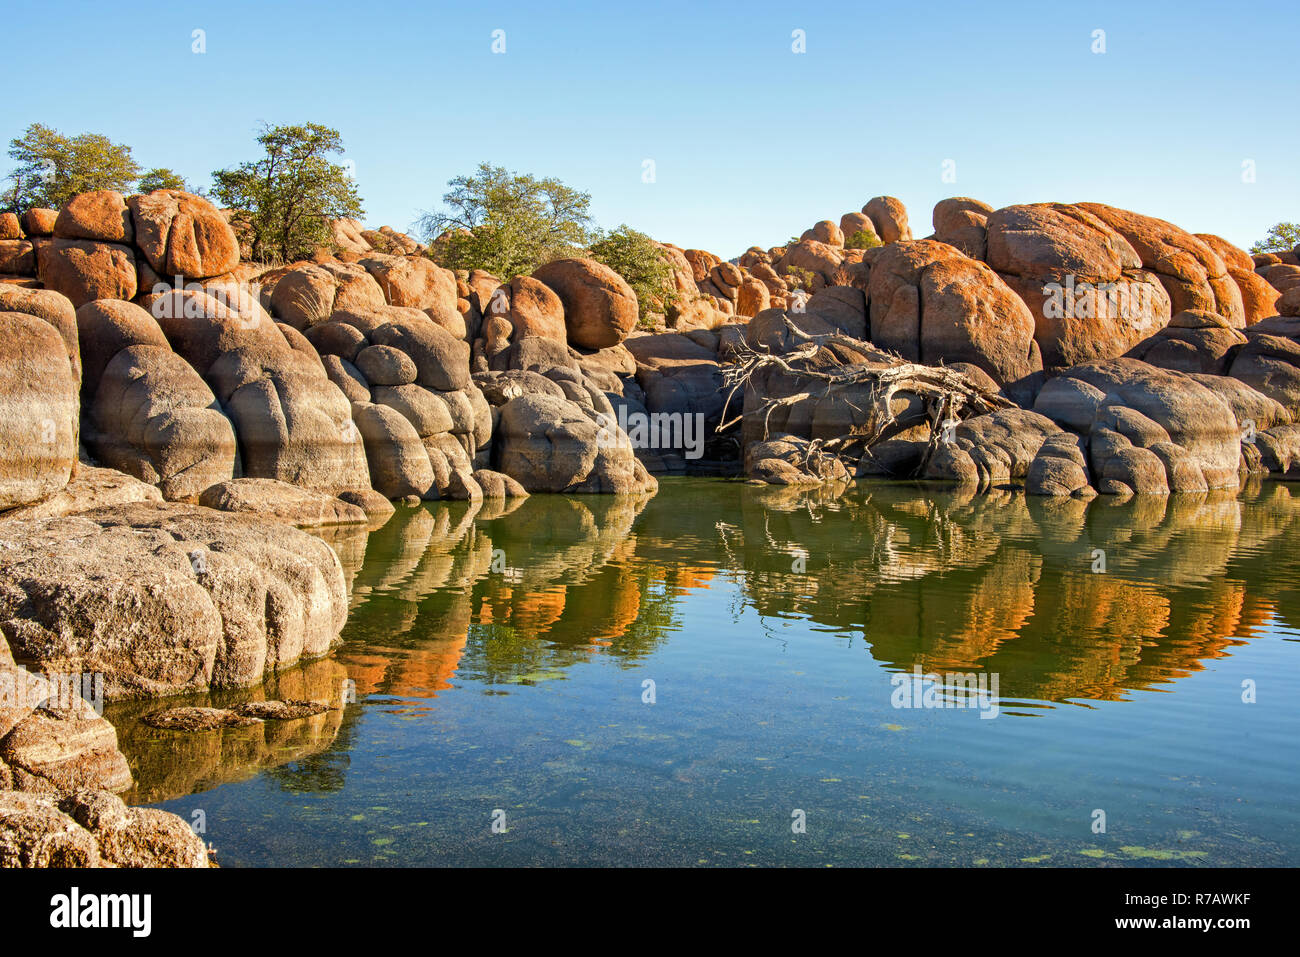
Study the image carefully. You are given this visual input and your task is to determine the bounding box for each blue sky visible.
[7,0,1297,256]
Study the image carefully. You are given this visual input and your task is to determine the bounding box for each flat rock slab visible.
[198,478,369,528]
[0,501,348,700]
[0,465,163,521]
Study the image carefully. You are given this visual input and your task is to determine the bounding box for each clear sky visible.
[7,0,1297,257]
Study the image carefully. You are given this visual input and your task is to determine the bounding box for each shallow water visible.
[114,477,1300,866]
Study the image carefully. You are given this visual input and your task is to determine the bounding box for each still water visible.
[110,478,1300,866]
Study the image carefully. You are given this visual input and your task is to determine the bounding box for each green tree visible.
[1251,222,1300,255]
[588,224,680,326]
[4,123,141,211]
[211,123,363,263]
[418,163,592,278]
[137,167,190,194]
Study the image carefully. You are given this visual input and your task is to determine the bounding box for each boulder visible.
[0,312,78,511]
[745,433,852,485]
[1125,309,1246,375]
[355,344,417,385]
[472,468,529,498]
[533,258,639,349]
[805,220,844,247]
[20,209,57,238]
[504,274,566,341]
[863,196,912,244]
[932,197,993,259]
[359,254,459,320]
[868,240,1041,386]
[270,261,387,330]
[74,298,171,402]
[206,344,370,494]
[37,239,137,306]
[0,285,81,386]
[1196,233,1280,325]
[840,212,880,246]
[53,190,133,244]
[352,401,435,499]
[0,240,34,276]
[1026,432,1094,496]
[322,354,370,402]
[985,203,1169,367]
[1077,203,1245,326]
[127,189,240,279]
[1229,316,1300,416]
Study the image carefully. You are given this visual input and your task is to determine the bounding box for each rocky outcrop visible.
[0,789,210,867]
[985,203,1171,368]
[867,240,1042,388]
[495,393,657,494]
[305,307,485,499]
[1033,358,1242,495]
[923,408,1063,491]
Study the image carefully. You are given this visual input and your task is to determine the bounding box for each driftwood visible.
[721,317,1014,476]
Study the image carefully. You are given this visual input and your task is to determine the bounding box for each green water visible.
[113,477,1300,866]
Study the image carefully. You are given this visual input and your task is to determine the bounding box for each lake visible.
[109,477,1300,866]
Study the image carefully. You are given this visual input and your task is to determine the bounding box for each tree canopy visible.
[418,163,592,279]
[211,123,363,264]
[138,167,192,194]
[3,123,141,211]
[1251,222,1300,255]
[588,225,681,325]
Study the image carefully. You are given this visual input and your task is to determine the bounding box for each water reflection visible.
[336,477,1300,708]
[113,477,1300,803]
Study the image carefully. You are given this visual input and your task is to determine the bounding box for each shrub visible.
[587,224,680,327]
[845,229,881,250]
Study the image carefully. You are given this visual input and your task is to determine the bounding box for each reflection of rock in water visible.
[105,479,1300,805]
[627,477,1300,704]
[108,657,352,804]
[729,480,1300,703]
[335,493,670,696]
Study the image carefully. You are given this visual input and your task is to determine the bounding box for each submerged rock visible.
[141,706,261,731]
